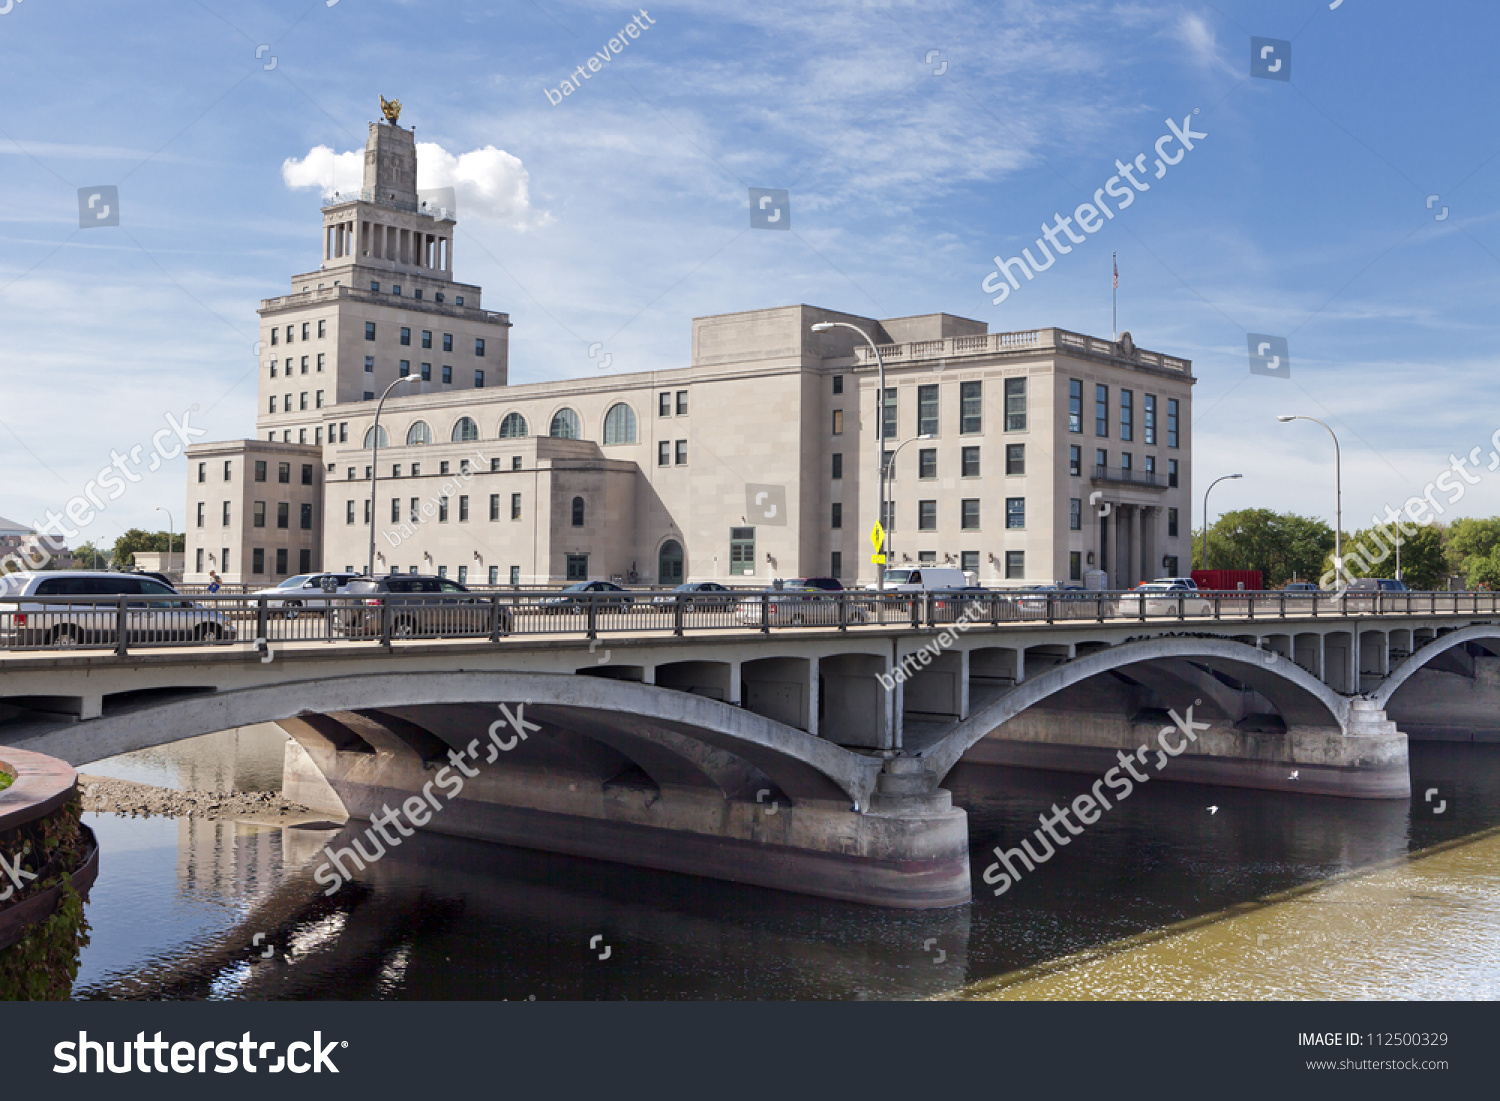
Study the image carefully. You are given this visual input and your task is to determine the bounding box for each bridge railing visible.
[0,588,1495,656]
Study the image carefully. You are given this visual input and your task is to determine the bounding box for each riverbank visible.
[78,774,336,826]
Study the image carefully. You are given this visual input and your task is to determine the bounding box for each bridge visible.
[2,589,1497,908]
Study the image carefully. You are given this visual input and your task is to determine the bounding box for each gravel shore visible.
[79,774,331,824]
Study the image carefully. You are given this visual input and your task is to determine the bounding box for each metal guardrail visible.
[0,589,1495,658]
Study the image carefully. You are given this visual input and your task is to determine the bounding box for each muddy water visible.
[70,730,1500,1000]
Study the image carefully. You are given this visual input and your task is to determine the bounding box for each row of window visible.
[359,406,634,448]
[364,322,485,357]
[346,495,589,527]
[196,547,313,576]
[347,456,524,480]
[368,281,463,307]
[820,447,1181,484]
[831,379,1023,439]
[269,354,324,377]
[270,392,326,413]
[197,461,316,485]
[869,499,1181,535]
[658,391,688,416]
[360,358,486,389]
[195,501,315,530]
[1068,380,1180,447]
[268,321,326,345]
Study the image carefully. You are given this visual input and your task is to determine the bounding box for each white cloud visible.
[280,143,548,229]
[1171,12,1237,77]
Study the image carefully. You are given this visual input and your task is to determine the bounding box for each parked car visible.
[734,588,868,627]
[335,575,508,638]
[1283,581,1319,593]
[932,586,1012,622]
[1010,583,1096,618]
[250,572,363,617]
[1341,577,1410,611]
[539,580,635,614]
[1115,579,1215,617]
[0,570,237,647]
[864,566,967,593]
[784,577,844,592]
[650,581,738,612]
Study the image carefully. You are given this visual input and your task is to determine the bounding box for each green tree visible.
[1327,522,1448,590]
[1445,517,1500,586]
[111,529,180,571]
[71,542,111,570]
[1194,508,1334,588]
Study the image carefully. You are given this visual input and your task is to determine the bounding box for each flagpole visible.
[1112,251,1117,340]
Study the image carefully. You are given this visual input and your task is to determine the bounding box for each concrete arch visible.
[10,670,884,808]
[924,636,1352,780]
[1370,624,1500,708]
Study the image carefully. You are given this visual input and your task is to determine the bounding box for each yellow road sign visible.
[871,554,886,564]
[870,521,886,551]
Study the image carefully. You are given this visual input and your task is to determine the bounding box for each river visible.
[70,729,1500,999]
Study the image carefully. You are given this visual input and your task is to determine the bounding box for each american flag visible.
[1113,256,1118,288]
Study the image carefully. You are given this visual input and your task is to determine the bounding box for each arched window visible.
[658,540,684,585]
[603,402,637,445]
[571,496,585,527]
[499,412,528,439]
[363,425,388,449]
[451,416,479,442]
[550,408,581,440]
[405,420,432,446]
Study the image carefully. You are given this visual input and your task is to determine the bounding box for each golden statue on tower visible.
[380,95,402,125]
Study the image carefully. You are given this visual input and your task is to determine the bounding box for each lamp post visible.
[155,506,174,579]
[1200,474,1242,572]
[367,376,416,579]
[811,321,887,589]
[1277,414,1341,584]
[881,434,935,569]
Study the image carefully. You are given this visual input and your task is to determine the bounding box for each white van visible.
[865,566,968,592]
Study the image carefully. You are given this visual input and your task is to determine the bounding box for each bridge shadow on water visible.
[74,742,1500,1001]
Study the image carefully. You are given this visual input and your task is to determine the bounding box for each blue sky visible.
[3,0,1500,548]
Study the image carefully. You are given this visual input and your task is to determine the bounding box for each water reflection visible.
[72,730,1500,1000]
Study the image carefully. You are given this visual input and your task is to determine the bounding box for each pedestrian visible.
[207,570,221,594]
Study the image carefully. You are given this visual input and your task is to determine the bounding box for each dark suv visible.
[784,577,844,592]
[336,575,510,639]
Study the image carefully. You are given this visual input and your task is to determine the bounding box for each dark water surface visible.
[72,729,1500,999]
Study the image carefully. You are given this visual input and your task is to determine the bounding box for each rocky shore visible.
[79,774,333,825]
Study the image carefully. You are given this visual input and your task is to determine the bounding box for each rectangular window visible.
[832,409,843,435]
[457,565,467,584]
[1121,452,1133,473]
[410,497,419,523]
[316,390,325,408]
[1144,394,1157,445]
[390,498,401,523]
[917,384,939,436]
[961,550,979,574]
[442,366,452,384]
[196,548,204,572]
[442,334,453,352]
[1069,551,1082,581]
[197,462,206,484]
[511,493,522,520]
[300,322,309,341]
[438,497,449,522]
[475,338,486,357]
[346,501,355,524]
[221,501,231,526]
[880,500,896,532]
[1006,443,1024,476]
[511,456,521,471]
[317,320,326,338]
[505,565,517,585]
[831,453,843,479]
[961,446,980,478]
[883,387,897,440]
[918,448,937,479]
[832,375,843,395]
[1164,555,1179,577]
[253,547,265,575]
[918,500,937,530]
[1096,448,1107,472]
[421,363,431,381]
[270,329,278,346]
[315,427,323,445]
[484,566,496,585]
[302,463,313,485]
[1120,389,1134,442]
[223,460,232,481]
[676,390,688,415]
[278,462,290,484]
[566,554,589,581]
[1167,398,1180,448]
[1070,498,1082,531]
[299,393,308,411]
[437,566,447,579]
[831,550,843,577]
[301,502,312,530]
[1003,377,1026,431]
[729,528,755,576]
[254,460,267,482]
[340,423,347,443]
[276,502,289,529]
[675,440,687,465]
[1168,459,1179,488]
[489,494,500,521]
[459,495,469,522]
[400,327,411,346]
[317,353,325,372]
[961,499,979,530]
[1069,379,1083,433]
[399,360,410,378]
[365,322,376,341]
[222,548,230,573]
[657,441,670,467]
[195,502,205,527]
[422,330,432,349]
[1168,507,1179,537]
[831,502,843,528]
[276,547,288,575]
[1069,445,1081,477]
[1095,384,1109,436]
[960,380,982,434]
[252,501,266,528]
[364,499,371,524]
[1145,455,1156,478]
[883,450,893,482]
[658,392,671,416]
[475,370,485,388]
[1005,551,1024,579]
[1006,497,1025,529]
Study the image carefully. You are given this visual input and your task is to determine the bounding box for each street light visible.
[812,321,887,589]
[882,434,935,570]
[367,376,416,579]
[155,506,174,579]
[1200,474,1242,572]
[1277,414,1341,583]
